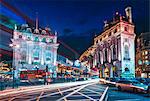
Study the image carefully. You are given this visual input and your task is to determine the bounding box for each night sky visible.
[6,0,150,60]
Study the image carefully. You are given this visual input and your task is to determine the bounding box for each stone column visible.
[41,43,45,65]
[118,38,121,61]
[102,67,105,77]
[110,66,113,77]
[27,41,32,64]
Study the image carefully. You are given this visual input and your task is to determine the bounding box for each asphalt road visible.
[108,86,150,101]
[0,81,107,101]
[1,81,149,101]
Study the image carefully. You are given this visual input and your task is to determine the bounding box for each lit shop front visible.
[0,62,12,79]
[57,64,84,78]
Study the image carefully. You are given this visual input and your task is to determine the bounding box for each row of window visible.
[16,34,54,43]
[142,51,149,55]
[96,46,117,64]
[19,50,52,63]
[138,60,150,65]
[95,25,130,44]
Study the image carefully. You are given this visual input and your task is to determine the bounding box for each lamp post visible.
[45,65,48,85]
[12,66,15,88]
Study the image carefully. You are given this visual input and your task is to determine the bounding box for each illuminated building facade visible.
[80,7,136,78]
[11,23,59,79]
[136,32,150,78]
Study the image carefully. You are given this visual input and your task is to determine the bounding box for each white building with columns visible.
[80,7,136,78]
[11,23,59,79]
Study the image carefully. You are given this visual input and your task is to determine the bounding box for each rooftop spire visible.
[55,30,57,36]
[34,12,39,33]
[36,14,38,30]
[125,7,132,23]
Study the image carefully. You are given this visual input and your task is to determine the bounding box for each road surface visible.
[108,86,150,101]
[0,79,108,101]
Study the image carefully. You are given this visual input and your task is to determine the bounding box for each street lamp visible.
[45,65,48,85]
[11,66,16,89]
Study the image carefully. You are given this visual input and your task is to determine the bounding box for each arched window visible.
[21,50,26,61]
[124,45,130,60]
[105,49,107,62]
[125,67,129,72]
[42,38,46,42]
[98,51,101,64]
[46,51,51,61]
[33,50,39,60]
[34,37,39,42]
[33,46,40,60]
[113,45,116,59]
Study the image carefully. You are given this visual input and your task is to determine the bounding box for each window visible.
[142,52,145,55]
[46,52,51,61]
[145,56,148,59]
[21,50,26,61]
[98,51,101,64]
[114,29,117,33]
[145,51,148,55]
[42,38,46,42]
[125,26,128,31]
[109,32,111,36]
[125,67,129,72]
[125,38,128,42]
[96,40,98,43]
[33,46,40,60]
[124,45,130,60]
[104,35,106,38]
[33,51,39,60]
[34,37,39,42]
[113,45,116,60]
[138,60,142,65]
[19,35,22,38]
[105,49,107,62]
[145,60,149,65]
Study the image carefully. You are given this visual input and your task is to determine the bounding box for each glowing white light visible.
[16,44,20,48]
[9,44,13,47]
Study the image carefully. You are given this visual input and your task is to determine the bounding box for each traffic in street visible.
[100,77,150,101]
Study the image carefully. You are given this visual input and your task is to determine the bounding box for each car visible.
[91,75,99,79]
[76,77,85,81]
[100,77,120,86]
[116,80,149,93]
[136,78,148,85]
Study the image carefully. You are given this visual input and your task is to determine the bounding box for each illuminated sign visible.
[0,63,10,72]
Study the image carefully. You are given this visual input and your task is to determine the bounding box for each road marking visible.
[26,84,83,101]
[115,99,141,101]
[56,82,96,101]
[99,86,109,101]
[0,79,100,97]
[8,97,16,101]
[57,88,67,101]
[76,91,96,101]
[36,91,44,101]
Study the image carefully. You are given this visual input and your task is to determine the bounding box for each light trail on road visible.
[0,79,108,101]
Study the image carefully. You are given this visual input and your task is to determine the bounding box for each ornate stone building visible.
[11,22,59,79]
[136,32,150,78]
[80,7,136,78]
